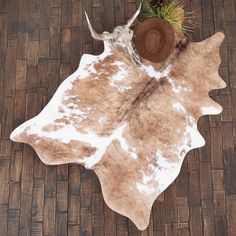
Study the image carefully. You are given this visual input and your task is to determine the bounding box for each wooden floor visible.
[0,0,236,235]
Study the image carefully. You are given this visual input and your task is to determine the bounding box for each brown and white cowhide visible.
[10,6,226,230]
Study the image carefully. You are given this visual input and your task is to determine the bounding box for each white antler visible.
[85,5,141,64]
[85,12,113,41]
[126,4,141,28]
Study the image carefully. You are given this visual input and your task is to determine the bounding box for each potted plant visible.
[134,0,189,63]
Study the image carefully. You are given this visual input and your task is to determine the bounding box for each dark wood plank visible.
[221,122,234,150]
[57,164,68,180]
[201,199,216,235]
[177,228,190,236]
[146,213,154,236]
[176,197,189,229]
[104,204,116,236]
[0,159,10,204]
[129,220,141,236]
[19,146,34,236]
[226,195,236,235]
[0,0,7,13]
[0,139,12,158]
[114,0,125,27]
[165,223,178,236]
[176,161,188,197]
[201,0,215,38]
[198,117,211,162]
[68,194,80,225]
[2,97,14,139]
[61,28,71,64]
[51,0,61,8]
[0,14,8,79]
[225,22,236,47]
[81,207,92,236]
[43,197,56,236]
[47,59,60,98]
[223,147,236,194]
[189,206,203,236]
[80,169,93,235]
[60,64,72,83]
[15,59,27,93]
[33,156,45,179]
[82,0,93,49]
[213,191,225,216]
[49,8,61,59]
[188,150,201,206]
[32,178,44,222]
[116,214,129,236]
[80,170,92,209]
[210,126,223,169]
[61,0,72,27]
[7,209,20,236]
[56,212,67,236]
[39,0,50,28]
[68,225,80,236]
[31,222,43,236]
[9,182,21,209]
[164,185,177,223]
[39,29,49,58]
[92,0,104,55]
[0,204,8,236]
[212,170,224,192]
[215,215,227,236]
[36,87,47,113]
[69,164,80,195]
[10,151,23,182]
[200,161,213,200]
[27,41,39,66]
[220,93,233,121]
[72,1,82,27]
[13,97,26,151]
[28,0,40,41]
[18,0,30,23]
[7,0,19,39]
[38,58,49,88]
[208,96,222,127]
[153,193,165,232]
[71,26,81,71]
[223,0,236,21]
[190,0,203,41]
[92,192,104,235]
[25,92,37,119]
[56,180,68,212]
[45,166,57,198]
[27,65,38,93]
[4,39,17,97]
[103,0,115,33]
[17,32,29,59]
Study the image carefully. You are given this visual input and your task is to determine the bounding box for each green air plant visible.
[139,0,193,32]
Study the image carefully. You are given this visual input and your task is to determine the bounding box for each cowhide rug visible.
[10,6,226,230]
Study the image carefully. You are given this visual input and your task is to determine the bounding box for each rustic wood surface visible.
[0,0,235,235]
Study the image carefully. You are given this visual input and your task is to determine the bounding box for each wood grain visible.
[0,0,235,235]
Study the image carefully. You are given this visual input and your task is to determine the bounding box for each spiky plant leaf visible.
[139,0,192,32]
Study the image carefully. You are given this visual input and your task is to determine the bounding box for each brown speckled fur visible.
[11,32,226,230]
